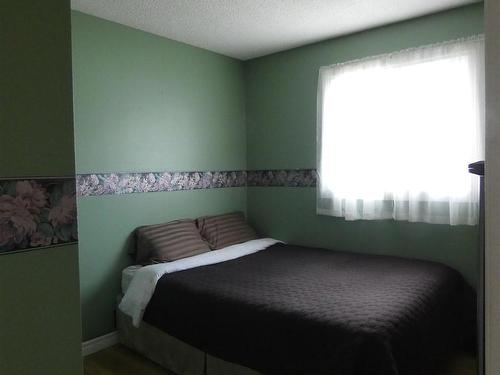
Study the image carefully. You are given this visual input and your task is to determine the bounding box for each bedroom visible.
[1,0,500,374]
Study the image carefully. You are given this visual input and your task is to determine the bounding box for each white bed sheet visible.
[121,265,143,294]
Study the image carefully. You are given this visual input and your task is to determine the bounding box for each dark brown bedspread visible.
[143,243,475,375]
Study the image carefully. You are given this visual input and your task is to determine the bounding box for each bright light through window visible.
[317,37,484,225]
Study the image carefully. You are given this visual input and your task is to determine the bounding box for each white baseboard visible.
[82,331,119,356]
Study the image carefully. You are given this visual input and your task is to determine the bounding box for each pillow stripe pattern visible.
[197,212,257,250]
[135,219,210,264]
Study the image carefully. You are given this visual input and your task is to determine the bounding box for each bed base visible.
[117,309,260,375]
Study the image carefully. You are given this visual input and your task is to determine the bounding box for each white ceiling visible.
[71,0,480,60]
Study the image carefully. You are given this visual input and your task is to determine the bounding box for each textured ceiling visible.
[71,0,480,60]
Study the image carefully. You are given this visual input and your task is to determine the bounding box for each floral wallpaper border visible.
[77,171,248,197]
[0,178,78,254]
[247,169,317,187]
[0,170,316,253]
[76,169,317,197]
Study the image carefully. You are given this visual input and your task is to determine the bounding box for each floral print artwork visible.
[0,179,78,253]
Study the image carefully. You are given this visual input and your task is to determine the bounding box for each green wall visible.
[0,1,83,374]
[244,4,484,286]
[74,4,484,342]
[72,11,246,173]
[71,12,247,340]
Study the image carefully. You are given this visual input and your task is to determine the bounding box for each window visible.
[317,37,484,225]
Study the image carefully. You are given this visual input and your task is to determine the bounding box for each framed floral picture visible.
[0,178,78,254]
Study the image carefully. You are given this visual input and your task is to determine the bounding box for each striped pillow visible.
[135,219,210,264]
[197,212,257,250]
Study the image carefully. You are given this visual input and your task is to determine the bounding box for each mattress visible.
[121,265,142,294]
[142,243,475,375]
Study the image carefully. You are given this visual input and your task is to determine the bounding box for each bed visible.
[118,240,475,375]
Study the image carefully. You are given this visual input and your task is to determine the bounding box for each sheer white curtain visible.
[317,36,484,225]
